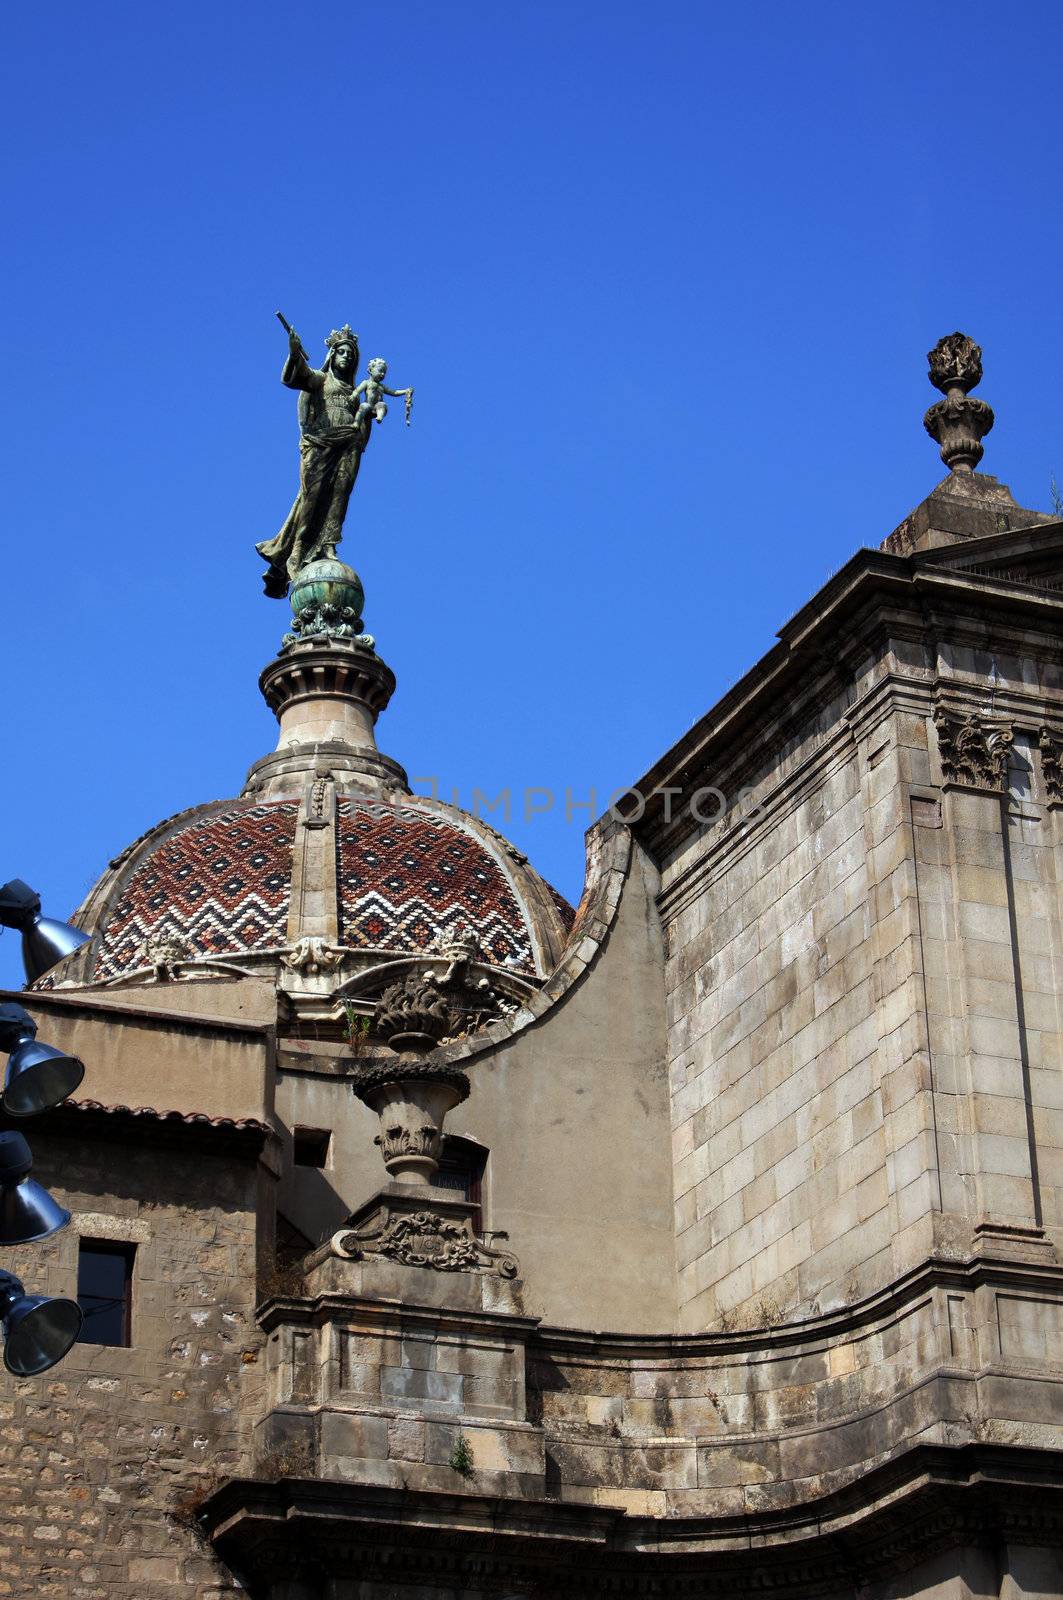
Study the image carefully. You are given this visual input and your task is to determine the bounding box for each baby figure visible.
[351,358,413,428]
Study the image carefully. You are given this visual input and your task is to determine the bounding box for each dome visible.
[32,561,579,1017]
[44,786,573,995]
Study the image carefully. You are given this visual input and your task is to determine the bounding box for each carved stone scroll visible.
[332,1210,519,1278]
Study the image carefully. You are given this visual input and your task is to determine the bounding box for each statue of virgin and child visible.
[256,319,413,599]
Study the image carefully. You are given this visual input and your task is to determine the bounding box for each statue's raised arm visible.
[277,317,323,395]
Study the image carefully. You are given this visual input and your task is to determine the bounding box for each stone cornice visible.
[0,986,274,1042]
[256,1289,541,1339]
[655,665,1063,920]
[530,1250,1063,1362]
[628,528,1063,856]
[202,1443,1063,1595]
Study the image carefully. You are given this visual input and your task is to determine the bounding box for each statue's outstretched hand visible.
[288,327,303,355]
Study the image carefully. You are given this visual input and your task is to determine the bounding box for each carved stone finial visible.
[923,333,994,474]
[354,971,467,1185]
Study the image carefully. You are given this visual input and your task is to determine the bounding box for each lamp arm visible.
[0,1272,24,1314]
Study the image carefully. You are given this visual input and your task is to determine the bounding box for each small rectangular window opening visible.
[293,1126,331,1169]
[76,1240,135,1347]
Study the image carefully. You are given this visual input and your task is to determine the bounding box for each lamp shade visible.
[0,1132,71,1244]
[0,1272,82,1376]
[0,1003,85,1117]
[0,880,90,984]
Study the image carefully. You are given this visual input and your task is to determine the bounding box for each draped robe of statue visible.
[256,345,372,598]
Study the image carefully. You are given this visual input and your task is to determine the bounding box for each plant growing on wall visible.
[342,1001,371,1052]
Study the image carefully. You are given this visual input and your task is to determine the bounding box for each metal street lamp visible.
[0,1003,85,1117]
[0,1270,82,1376]
[0,875,93,1375]
[0,879,89,986]
[0,1132,72,1245]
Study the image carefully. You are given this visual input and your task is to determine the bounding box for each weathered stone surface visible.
[0,1128,262,1597]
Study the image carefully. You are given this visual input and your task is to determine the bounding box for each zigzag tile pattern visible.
[336,799,536,974]
[96,801,298,978]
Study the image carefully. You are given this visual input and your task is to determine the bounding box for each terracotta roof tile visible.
[64,1098,271,1135]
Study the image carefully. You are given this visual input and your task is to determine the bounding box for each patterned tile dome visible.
[335,797,539,972]
[63,789,573,987]
[96,800,299,980]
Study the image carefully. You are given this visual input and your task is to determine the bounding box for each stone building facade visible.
[2,335,1062,1598]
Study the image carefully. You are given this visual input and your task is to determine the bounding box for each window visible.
[76,1241,134,1347]
[293,1126,331,1168]
[435,1136,487,1232]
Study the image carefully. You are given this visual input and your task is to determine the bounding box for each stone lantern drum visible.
[351,973,470,1186]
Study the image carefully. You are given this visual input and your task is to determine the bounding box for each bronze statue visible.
[256,316,412,599]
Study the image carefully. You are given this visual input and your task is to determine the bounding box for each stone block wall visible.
[526,1255,1063,1518]
[240,1245,1063,1576]
[664,721,906,1331]
[0,1125,265,1599]
[258,1253,546,1499]
[659,637,1063,1333]
[915,758,1063,1234]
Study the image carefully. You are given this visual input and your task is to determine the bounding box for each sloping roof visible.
[0,1097,273,1152]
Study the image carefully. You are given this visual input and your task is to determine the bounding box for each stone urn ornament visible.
[923,332,994,473]
[351,971,469,1185]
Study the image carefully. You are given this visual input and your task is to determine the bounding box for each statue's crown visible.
[325,324,359,350]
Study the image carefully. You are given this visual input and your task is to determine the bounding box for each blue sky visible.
[2,0,1062,988]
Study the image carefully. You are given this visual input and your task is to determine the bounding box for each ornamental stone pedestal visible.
[253,970,536,1502]
[245,555,408,798]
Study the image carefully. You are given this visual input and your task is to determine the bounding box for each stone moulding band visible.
[200,1443,1063,1594]
[259,647,397,719]
[347,1061,471,1099]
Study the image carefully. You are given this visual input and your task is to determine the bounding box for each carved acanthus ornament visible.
[332,1211,518,1278]
[923,333,994,473]
[934,709,1013,790]
[282,599,375,650]
[1039,728,1063,804]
